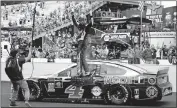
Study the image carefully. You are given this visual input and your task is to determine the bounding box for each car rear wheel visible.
[18,81,41,101]
[108,85,130,105]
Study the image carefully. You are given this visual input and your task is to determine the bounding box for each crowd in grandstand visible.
[125,44,176,64]
[1,1,100,33]
[86,42,176,64]
[1,1,101,54]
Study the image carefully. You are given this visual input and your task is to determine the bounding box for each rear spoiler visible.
[157,67,169,76]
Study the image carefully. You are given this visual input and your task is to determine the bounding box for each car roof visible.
[87,60,148,74]
[52,60,147,75]
[52,63,77,75]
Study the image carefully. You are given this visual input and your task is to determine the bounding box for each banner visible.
[102,33,130,43]
[162,6,177,29]
[147,32,176,37]
[145,32,176,48]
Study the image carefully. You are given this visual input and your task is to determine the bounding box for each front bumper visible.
[158,82,173,97]
[132,82,173,100]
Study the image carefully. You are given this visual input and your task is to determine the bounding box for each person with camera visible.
[5,43,32,107]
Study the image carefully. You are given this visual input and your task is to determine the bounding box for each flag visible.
[138,1,145,12]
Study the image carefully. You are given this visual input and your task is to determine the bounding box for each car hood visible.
[143,71,157,75]
[143,67,170,76]
[25,74,53,80]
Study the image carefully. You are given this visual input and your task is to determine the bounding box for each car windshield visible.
[50,64,77,77]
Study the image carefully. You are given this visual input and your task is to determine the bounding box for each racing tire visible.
[18,81,41,101]
[107,85,130,105]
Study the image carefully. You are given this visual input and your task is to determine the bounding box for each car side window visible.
[88,64,97,72]
[87,63,101,76]
[100,64,127,75]
[70,66,78,76]
[58,70,70,77]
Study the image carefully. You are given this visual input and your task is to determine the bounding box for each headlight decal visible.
[157,76,168,84]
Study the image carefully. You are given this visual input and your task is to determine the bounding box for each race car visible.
[18,60,172,105]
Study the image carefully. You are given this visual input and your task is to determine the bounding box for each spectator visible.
[162,45,169,59]
[5,9,8,20]
[32,49,36,58]
[100,44,109,60]
[45,50,49,58]
[134,45,141,64]
[151,45,158,64]
[35,48,40,58]
[156,45,161,59]
[142,45,153,64]
[91,46,97,59]
[168,46,176,64]
[96,45,101,55]
[126,46,134,64]
[115,47,121,59]
[108,49,114,60]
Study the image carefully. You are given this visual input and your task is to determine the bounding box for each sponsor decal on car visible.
[146,86,158,98]
[163,88,172,96]
[91,86,102,97]
[48,83,55,92]
[134,89,139,99]
[65,85,84,98]
[103,76,146,84]
[55,81,63,88]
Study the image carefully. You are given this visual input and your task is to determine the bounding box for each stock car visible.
[17,60,172,105]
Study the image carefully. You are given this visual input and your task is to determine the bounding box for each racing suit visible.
[72,15,93,74]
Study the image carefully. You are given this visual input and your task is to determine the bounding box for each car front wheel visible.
[18,81,41,101]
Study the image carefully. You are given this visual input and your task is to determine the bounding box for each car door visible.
[100,63,141,85]
[55,65,79,98]
[52,68,72,98]
[100,63,139,76]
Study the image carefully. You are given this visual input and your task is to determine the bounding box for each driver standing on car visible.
[5,44,32,107]
[71,8,93,76]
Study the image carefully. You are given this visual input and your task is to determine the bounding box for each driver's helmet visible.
[78,14,87,24]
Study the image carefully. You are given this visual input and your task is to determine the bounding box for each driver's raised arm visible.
[25,44,32,62]
[71,11,79,28]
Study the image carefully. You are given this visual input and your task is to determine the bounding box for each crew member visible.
[5,44,32,107]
